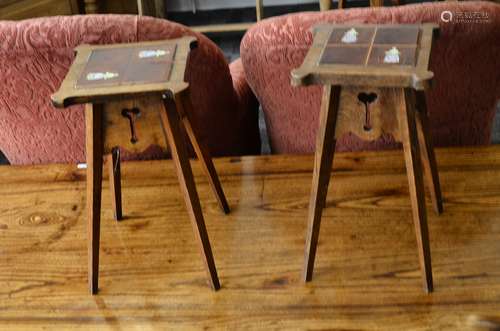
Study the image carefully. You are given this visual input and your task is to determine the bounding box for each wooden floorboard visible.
[0,146,500,330]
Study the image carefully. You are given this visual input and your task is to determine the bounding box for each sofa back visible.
[0,15,241,164]
[241,2,500,154]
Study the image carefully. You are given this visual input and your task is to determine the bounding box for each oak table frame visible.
[292,24,442,293]
[52,37,229,294]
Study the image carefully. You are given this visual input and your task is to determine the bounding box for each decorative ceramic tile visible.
[76,44,176,88]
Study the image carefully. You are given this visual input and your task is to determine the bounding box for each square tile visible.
[374,26,419,45]
[328,27,375,45]
[367,46,417,66]
[320,46,369,65]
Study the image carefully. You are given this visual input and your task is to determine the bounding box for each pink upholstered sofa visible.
[241,2,500,154]
[0,15,260,165]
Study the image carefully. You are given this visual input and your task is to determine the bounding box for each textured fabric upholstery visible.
[241,2,500,154]
[0,15,260,165]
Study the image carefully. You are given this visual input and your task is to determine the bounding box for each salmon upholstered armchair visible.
[0,15,260,165]
[241,2,500,154]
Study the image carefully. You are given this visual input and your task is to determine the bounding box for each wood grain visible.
[85,103,104,295]
[0,0,79,19]
[160,97,220,291]
[416,90,443,214]
[101,98,167,155]
[398,88,433,293]
[52,37,225,292]
[334,87,403,141]
[51,37,195,108]
[468,315,500,330]
[291,24,438,90]
[303,85,340,282]
[176,91,230,214]
[107,148,122,221]
[1,147,500,329]
[192,22,254,34]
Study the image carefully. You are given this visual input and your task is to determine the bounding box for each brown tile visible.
[374,26,419,45]
[367,46,417,66]
[76,44,177,88]
[328,27,375,45]
[320,46,369,65]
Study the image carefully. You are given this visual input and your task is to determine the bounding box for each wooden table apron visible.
[292,24,443,293]
[51,37,229,294]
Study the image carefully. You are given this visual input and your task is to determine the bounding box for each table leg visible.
[175,91,230,214]
[399,89,433,293]
[85,103,104,295]
[107,147,123,221]
[415,91,443,215]
[160,96,220,291]
[303,85,341,282]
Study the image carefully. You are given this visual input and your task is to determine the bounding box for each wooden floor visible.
[1,146,500,330]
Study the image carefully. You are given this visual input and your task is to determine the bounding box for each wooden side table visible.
[292,24,442,293]
[52,37,229,294]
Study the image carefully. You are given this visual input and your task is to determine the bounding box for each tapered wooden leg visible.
[160,96,220,291]
[107,147,123,221]
[174,91,230,214]
[415,91,443,215]
[303,85,341,282]
[85,103,104,295]
[398,89,433,293]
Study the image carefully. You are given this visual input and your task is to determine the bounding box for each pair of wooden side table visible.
[52,23,442,294]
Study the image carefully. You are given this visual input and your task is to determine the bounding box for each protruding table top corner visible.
[50,91,66,109]
[292,23,439,90]
[51,36,197,108]
[290,68,310,87]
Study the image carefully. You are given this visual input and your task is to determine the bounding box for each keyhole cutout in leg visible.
[357,92,378,132]
[121,107,141,144]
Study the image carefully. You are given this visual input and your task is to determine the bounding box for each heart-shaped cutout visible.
[357,92,378,104]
